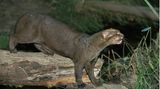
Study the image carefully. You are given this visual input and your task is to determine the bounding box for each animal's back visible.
[39,14,84,57]
[14,13,85,58]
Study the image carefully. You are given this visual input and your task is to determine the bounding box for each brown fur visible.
[9,13,124,88]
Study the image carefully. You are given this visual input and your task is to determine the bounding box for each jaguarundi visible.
[9,13,124,88]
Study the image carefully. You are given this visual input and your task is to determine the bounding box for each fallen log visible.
[0,49,131,89]
[0,50,103,88]
[78,1,158,21]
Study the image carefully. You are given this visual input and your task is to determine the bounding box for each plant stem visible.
[144,0,159,20]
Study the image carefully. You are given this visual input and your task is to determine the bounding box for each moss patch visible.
[0,33,9,50]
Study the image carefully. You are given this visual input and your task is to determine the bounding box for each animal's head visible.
[101,28,124,45]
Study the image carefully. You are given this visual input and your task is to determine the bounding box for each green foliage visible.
[48,0,157,34]
[99,43,134,86]
[49,0,103,34]
[135,30,159,89]
[0,33,9,49]
[134,2,159,88]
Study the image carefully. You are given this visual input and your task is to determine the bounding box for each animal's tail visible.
[8,20,17,50]
[9,25,16,49]
[9,26,15,36]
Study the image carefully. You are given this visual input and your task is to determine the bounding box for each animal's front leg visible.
[85,58,103,86]
[74,63,86,88]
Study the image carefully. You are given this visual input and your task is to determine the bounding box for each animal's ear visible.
[102,31,109,39]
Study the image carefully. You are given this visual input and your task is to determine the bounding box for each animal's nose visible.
[121,34,124,39]
[117,32,124,39]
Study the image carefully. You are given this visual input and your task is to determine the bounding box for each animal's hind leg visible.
[34,43,54,55]
[9,35,18,53]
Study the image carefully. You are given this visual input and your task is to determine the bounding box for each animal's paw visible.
[78,83,86,89]
[10,49,17,53]
[94,79,103,86]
